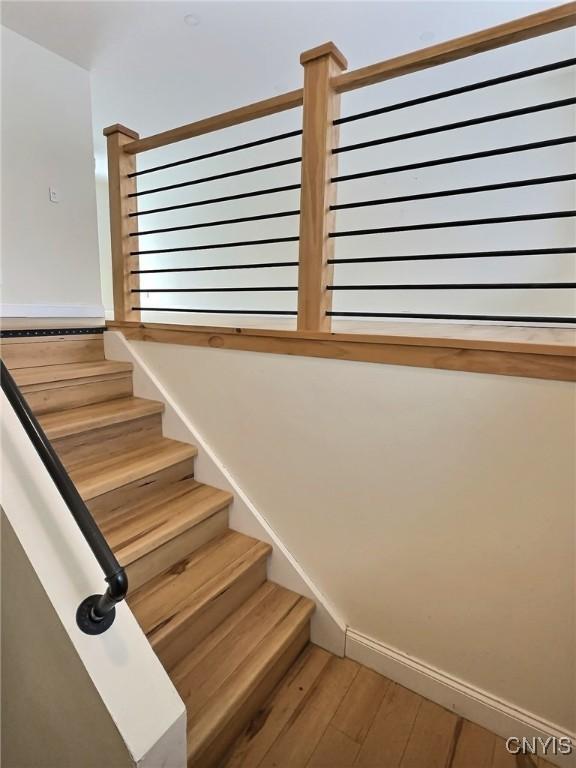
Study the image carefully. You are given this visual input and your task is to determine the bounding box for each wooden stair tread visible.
[65,436,197,501]
[128,531,272,649]
[12,360,133,387]
[38,397,164,439]
[7,336,317,767]
[100,478,233,566]
[182,586,314,764]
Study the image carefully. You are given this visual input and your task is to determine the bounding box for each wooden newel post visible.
[103,123,141,323]
[297,43,347,332]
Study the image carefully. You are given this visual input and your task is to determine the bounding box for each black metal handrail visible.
[0,359,127,635]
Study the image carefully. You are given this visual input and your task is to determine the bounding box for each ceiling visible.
[1,1,553,72]
[1,0,555,169]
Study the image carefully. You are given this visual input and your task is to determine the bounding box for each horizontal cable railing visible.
[331,174,576,211]
[131,209,300,236]
[105,3,576,329]
[131,307,298,315]
[330,212,576,238]
[131,235,300,255]
[331,136,576,183]
[328,248,576,264]
[130,156,302,197]
[133,260,299,274]
[132,183,302,218]
[129,129,303,177]
[326,312,576,323]
[334,98,575,154]
[333,57,576,124]
[1,360,128,635]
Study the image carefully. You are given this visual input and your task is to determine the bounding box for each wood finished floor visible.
[224,645,555,768]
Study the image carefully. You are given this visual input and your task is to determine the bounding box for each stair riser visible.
[53,414,163,462]
[87,459,195,519]
[156,558,268,672]
[1,337,104,368]
[22,375,133,415]
[125,508,229,592]
[191,626,311,768]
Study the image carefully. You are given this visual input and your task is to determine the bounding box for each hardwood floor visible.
[224,645,556,768]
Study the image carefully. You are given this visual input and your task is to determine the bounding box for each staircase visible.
[2,330,314,768]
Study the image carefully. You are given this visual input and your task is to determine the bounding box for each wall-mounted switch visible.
[49,187,60,203]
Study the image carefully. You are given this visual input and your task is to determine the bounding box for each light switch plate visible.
[49,187,59,203]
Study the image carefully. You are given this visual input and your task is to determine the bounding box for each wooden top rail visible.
[123,89,304,155]
[332,2,576,93]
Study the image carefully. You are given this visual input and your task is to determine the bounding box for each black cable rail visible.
[130,157,301,198]
[0,360,127,636]
[328,248,576,264]
[326,311,576,323]
[330,210,576,238]
[131,209,299,237]
[131,235,299,255]
[328,282,576,290]
[335,58,576,125]
[132,306,297,315]
[129,307,575,323]
[132,261,299,274]
[131,183,301,218]
[130,129,303,178]
[331,174,576,211]
[134,283,576,293]
[334,97,575,154]
[132,287,297,292]
[132,250,576,273]
[332,136,576,183]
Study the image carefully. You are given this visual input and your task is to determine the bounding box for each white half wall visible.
[0,26,102,318]
[112,337,575,746]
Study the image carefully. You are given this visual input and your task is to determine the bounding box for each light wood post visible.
[297,43,347,332]
[103,124,141,323]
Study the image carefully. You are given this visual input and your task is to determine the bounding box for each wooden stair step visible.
[38,397,164,440]
[12,361,134,415]
[65,437,197,501]
[180,584,314,767]
[128,531,272,669]
[1,335,104,368]
[99,479,233,591]
[102,478,232,562]
[12,360,133,388]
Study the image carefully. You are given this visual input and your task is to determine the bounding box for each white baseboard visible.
[0,303,105,319]
[346,629,576,768]
[104,330,346,656]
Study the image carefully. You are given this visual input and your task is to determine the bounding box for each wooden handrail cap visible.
[300,42,348,69]
[103,123,140,139]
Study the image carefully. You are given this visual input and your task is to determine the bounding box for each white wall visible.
[124,338,575,739]
[0,26,103,318]
[2,512,137,768]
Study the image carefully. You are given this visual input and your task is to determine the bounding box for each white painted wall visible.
[0,391,186,767]
[122,338,575,740]
[2,512,136,768]
[0,26,103,318]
